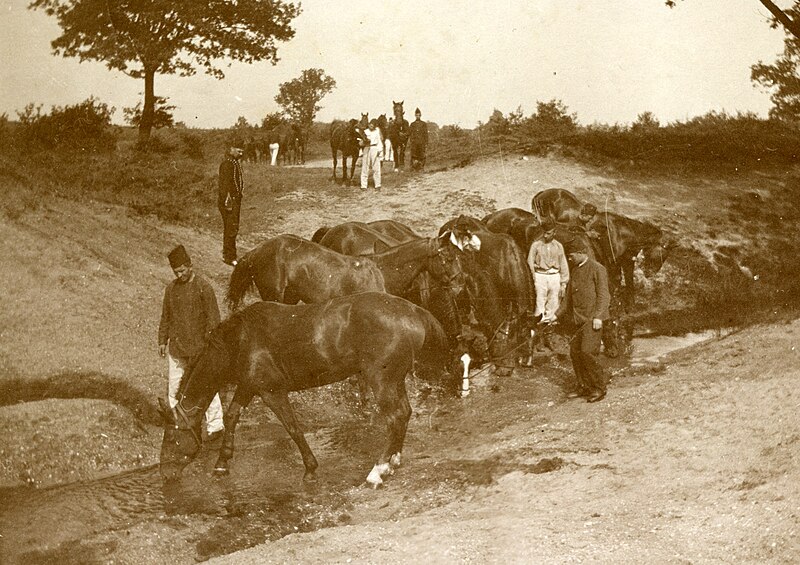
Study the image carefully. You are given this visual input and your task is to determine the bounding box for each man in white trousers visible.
[527,219,569,350]
[360,119,383,190]
[158,245,225,441]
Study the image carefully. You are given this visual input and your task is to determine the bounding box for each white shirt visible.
[365,128,383,148]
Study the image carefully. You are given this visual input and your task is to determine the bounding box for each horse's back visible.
[240,293,444,390]
[483,208,539,250]
[319,222,397,255]
[532,188,583,223]
[367,219,422,242]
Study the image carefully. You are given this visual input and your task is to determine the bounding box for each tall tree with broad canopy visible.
[667,1,800,120]
[29,0,301,144]
[274,68,336,129]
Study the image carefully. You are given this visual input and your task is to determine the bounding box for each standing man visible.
[360,119,383,190]
[557,239,611,403]
[218,140,244,266]
[158,245,225,439]
[527,219,569,350]
[570,203,600,240]
[408,107,429,171]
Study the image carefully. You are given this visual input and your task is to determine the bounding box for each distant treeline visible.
[2,96,800,169]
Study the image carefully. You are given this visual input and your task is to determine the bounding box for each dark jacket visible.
[218,157,243,206]
[557,257,610,325]
[409,119,428,146]
[158,273,220,359]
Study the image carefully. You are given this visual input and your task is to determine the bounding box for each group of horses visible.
[330,100,412,184]
[243,122,307,166]
[159,189,672,489]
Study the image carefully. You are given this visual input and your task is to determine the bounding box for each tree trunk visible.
[138,67,156,145]
[758,0,800,41]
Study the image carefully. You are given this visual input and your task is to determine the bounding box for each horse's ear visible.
[158,397,175,425]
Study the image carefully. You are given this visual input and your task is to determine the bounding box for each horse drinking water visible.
[159,292,450,487]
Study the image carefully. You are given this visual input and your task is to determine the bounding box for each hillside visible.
[1,146,799,563]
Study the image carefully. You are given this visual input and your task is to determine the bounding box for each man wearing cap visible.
[360,119,383,190]
[408,108,428,171]
[527,219,569,351]
[158,245,225,440]
[557,239,611,403]
[218,142,244,266]
[570,203,600,240]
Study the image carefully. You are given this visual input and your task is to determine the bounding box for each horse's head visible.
[376,114,388,132]
[158,397,202,482]
[359,113,369,128]
[393,100,404,119]
[640,238,672,277]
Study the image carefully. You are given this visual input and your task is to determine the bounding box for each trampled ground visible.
[1,150,798,563]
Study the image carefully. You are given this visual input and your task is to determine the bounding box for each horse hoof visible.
[303,471,318,483]
[213,466,229,476]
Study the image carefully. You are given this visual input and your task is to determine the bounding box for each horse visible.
[330,119,365,185]
[158,292,450,486]
[291,123,307,165]
[439,215,537,367]
[376,114,393,163]
[482,208,540,251]
[368,219,422,242]
[388,101,410,172]
[531,188,584,224]
[226,234,385,310]
[243,136,260,164]
[314,220,487,381]
[315,221,399,256]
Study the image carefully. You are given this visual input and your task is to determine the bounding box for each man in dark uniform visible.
[408,107,428,171]
[557,239,611,403]
[218,140,244,266]
[158,244,224,440]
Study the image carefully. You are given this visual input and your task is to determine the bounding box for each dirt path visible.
[1,152,799,563]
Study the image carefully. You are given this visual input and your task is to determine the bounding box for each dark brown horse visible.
[314,221,399,256]
[368,219,422,242]
[388,101,410,171]
[439,215,537,364]
[531,188,584,224]
[330,119,365,185]
[226,234,385,310]
[158,292,450,486]
[482,208,540,251]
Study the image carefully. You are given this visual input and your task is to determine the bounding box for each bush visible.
[15,97,117,152]
[179,131,205,160]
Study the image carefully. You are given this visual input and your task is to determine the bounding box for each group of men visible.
[157,127,609,443]
[525,204,610,403]
[360,107,429,191]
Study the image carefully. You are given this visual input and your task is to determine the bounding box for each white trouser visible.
[383,138,394,162]
[168,352,224,434]
[269,142,280,166]
[534,271,562,323]
[360,146,382,188]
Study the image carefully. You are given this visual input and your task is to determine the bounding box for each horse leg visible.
[213,387,255,475]
[332,149,338,183]
[364,371,412,488]
[261,390,319,481]
[349,154,358,186]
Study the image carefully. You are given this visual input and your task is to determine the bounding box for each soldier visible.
[158,245,225,439]
[557,239,611,403]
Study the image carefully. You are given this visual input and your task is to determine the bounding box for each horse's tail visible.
[226,252,255,311]
[311,226,329,244]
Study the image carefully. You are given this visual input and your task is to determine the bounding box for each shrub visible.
[179,131,205,160]
[15,97,117,152]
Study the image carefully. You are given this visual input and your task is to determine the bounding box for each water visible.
[629,329,726,366]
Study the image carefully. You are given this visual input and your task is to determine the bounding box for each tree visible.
[274,68,336,128]
[751,4,800,120]
[261,111,286,130]
[30,0,301,144]
[631,111,661,132]
[123,96,175,129]
[666,1,800,40]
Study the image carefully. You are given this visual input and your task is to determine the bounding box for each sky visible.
[0,0,791,128]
